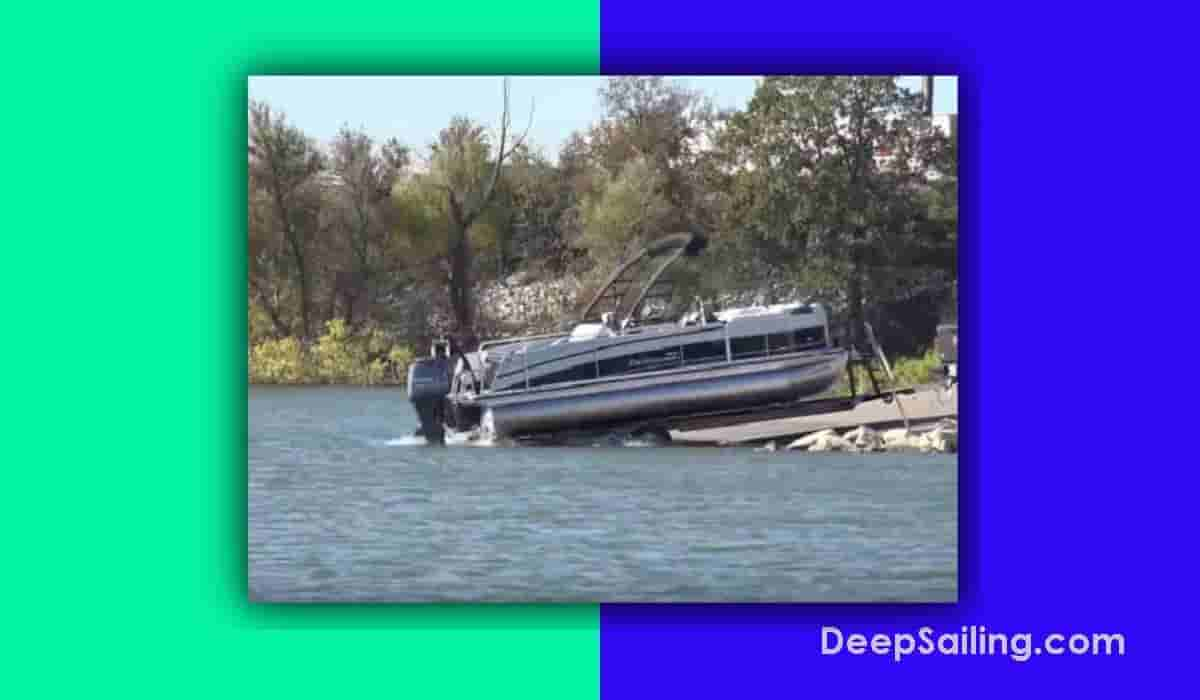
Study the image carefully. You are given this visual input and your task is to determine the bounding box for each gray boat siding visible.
[482,351,849,437]
[475,349,847,406]
[485,310,830,394]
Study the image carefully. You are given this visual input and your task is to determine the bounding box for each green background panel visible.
[2,4,599,697]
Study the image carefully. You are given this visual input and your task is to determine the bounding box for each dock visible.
[670,386,957,446]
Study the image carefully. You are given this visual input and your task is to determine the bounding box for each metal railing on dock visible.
[864,322,909,432]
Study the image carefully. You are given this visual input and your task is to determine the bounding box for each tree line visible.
[248,76,957,383]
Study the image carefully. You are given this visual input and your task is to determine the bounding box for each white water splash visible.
[579,432,668,448]
[618,438,657,448]
[471,434,499,448]
[380,436,427,447]
[373,430,499,448]
[378,427,663,449]
[445,428,500,447]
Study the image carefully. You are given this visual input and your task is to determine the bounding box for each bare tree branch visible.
[468,78,536,228]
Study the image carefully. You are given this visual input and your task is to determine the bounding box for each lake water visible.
[249,386,957,602]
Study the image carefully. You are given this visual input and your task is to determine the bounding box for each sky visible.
[248,76,958,160]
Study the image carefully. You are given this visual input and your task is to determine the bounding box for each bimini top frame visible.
[579,232,708,326]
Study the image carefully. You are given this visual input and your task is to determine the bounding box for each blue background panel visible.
[600,1,1191,694]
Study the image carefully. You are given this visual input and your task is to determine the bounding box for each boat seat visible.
[568,323,615,342]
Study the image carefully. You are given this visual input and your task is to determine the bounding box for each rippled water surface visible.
[250,386,957,602]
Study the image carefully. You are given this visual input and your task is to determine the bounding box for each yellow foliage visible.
[248,319,417,385]
[249,336,309,384]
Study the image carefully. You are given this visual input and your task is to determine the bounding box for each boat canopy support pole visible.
[623,245,688,327]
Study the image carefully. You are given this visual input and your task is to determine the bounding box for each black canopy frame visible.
[579,232,708,325]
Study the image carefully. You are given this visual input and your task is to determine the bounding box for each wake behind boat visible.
[408,233,849,445]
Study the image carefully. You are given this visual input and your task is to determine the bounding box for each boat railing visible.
[480,331,569,352]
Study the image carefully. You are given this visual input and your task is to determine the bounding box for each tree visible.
[579,157,672,268]
[248,100,326,339]
[425,79,532,348]
[712,76,953,349]
[248,178,295,340]
[326,126,409,326]
[557,77,724,290]
[588,77,715,232]
[496,143,586,275]
[594,78,706,172]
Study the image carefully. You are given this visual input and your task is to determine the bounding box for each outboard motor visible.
[407,339,452,445]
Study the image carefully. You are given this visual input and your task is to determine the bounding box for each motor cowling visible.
[407,357,451,445]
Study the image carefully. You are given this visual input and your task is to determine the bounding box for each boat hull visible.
[459,350,847,438]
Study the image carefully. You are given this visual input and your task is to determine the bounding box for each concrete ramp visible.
[671,386,957,446]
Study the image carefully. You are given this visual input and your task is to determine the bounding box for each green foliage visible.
[833,350,944,396]
[390,177,451,260]
[593,77,710,176]
[712,76,956,344]
[249,319,416,385]
[311,319,376,384]
[500,145,576,273]
[887,350,944,387]
[390,171,506,286]
[429,117,493,199]
[579,158,671,268]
